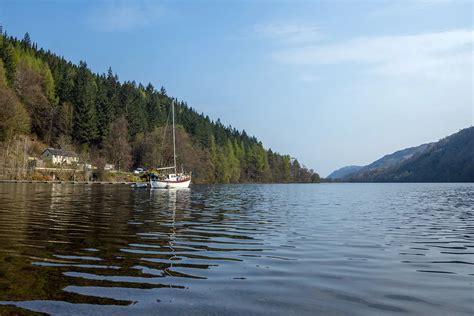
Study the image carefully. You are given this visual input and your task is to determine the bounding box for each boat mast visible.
[172,99,177,175]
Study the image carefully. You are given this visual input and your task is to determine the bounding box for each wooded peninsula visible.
[0,30,320,183]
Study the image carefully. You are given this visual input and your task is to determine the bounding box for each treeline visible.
[0,29,320,183]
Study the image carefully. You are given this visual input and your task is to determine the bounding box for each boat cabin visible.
[150,173,190,182]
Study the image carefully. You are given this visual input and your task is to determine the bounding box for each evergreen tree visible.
[105,67,120,116]
[226,139,240,182]
[0,60,30,141]
[22,32,31,49]
[145,85,163,131]
[123,83,147,137]
[57,65,75,103]
[282,155,291,182]
[95,79,113,143]
[72,61,98,143]
[291,159,301,182]
[0,41,16,86]
[159,86,167,96]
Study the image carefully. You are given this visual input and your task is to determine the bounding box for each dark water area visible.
[0,183,472,315]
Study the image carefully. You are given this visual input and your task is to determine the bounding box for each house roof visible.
[42,148,78,158]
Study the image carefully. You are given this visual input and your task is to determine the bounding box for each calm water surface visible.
[0,183,472,315]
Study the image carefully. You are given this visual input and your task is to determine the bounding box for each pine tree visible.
[216,147,231,183]
[0,41,16,87]
[72,61,98,144]
[105,67,120,116]
[57,66,75,103]
[22,32,31,49]
[95,79,113,143]
[123,83,147,137]
[254,144,270,181]
[292,159,301,182]
[159,86,167,96]
[226,139,240,182]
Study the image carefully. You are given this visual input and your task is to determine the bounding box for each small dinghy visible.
[131,183,148,189]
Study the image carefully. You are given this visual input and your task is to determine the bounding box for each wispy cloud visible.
[370,0,460,16]
[272,29,473,79]
[254,23,322,43]
[88,1,166,32]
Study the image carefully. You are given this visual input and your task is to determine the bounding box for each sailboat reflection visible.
[167,190,177,278]
[149,188,191,278]
[149,188,191,212]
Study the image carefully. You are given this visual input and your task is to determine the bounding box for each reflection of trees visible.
[0,184,269,314]
[0,183,135,306]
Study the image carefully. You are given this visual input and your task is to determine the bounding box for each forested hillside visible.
[334,127,473,182]
[326,165,362,180]
[0,30,319,183]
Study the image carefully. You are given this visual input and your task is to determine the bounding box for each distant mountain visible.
[330,127,474,182]
[327,165,362,180]
[360,143,433,172]
[328,144,432,181]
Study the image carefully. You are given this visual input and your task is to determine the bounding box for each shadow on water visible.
[0,183,473,315]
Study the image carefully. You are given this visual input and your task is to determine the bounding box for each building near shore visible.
[104,164,115,171]
[41,148,79,165]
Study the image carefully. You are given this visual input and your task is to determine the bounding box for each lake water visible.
[0,183,472,315]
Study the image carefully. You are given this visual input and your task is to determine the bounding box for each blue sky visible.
[1,0,472,176]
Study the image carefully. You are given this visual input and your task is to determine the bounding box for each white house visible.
[41,148,79,165]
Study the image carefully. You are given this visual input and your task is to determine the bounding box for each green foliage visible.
[43,66,58,105]
[227,140,240,182]
[15,59,52,140]
[73,61,98,143]
[22,32,31,48]
[0,60,30,141]
[95,79,113,143]
[0,37,16,86]
[0,58,6,84]
[208,135,218,182]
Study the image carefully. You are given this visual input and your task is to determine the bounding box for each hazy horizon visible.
[1,0,472,176]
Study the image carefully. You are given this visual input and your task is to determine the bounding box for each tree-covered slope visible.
[347,127,473,182]
[359,143,433,172]
[326,165,362,180]
[0,30,319,183]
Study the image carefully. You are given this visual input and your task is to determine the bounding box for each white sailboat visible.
[150,100,192,189]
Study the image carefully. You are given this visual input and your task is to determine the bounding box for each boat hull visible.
[150,179,191,189]
[131,183,148,189]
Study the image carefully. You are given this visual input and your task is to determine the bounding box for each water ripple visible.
[0,183,473,315]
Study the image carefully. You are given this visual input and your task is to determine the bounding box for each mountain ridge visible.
[327,165,362,180]
[328,127,473,182]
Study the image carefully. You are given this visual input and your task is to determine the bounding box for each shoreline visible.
[0,179,134,185]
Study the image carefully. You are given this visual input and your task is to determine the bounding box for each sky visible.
[0,0,472,176]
